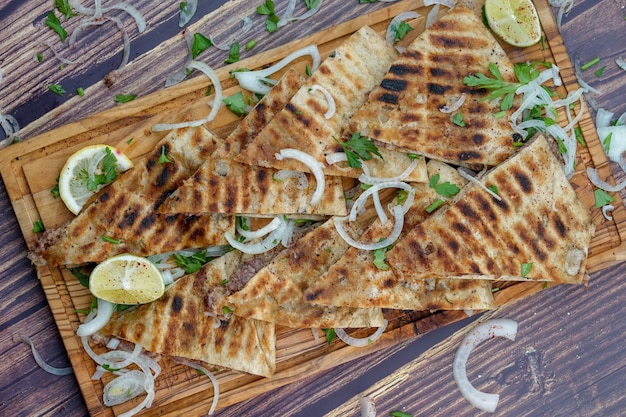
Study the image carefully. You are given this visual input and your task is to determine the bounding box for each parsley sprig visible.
[173,250,211,274]
[77,147,119,191]
[257,0,280,33]
[335,132,382,168]
[426,174,460,213]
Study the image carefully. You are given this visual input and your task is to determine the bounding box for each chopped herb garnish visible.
[594,189,615,209]
[429,174,460,198]
[37,52,44,62]
[494,110,506,118]
[102,235,120,244]
[225,42,241,64]
[305,0,321,8]
[80,147,118,191]
[452,112,466,127]
[245,39,257,51]
[521,262,533,278]
[397,189,408,205]
[321,328,336,345]
[174,250,211,274]
[191,33,212,59]
[222,305,233,315]
[206,85,213,96]
[580,57,599,71]
[334,132,382,168]
[54,0,77,20]
[76,87,85,96]
[220,279,229,286]
[69,266,91,287]
[602,132,613,153]
[45,12,68,42]
[594,66,606,77]
[426,198,445,213]
[126,137,134,145]
[102,363,121,372]
[33,220,45,233]
[114,94,136,103]
[393,21,413,43]
[48,83,66,96]
[257,0,280,33]
[51,177,60,198]
[157,146,172,164]
[574,125,585,146]
[223,91,247,116]
[373,242,392,270]
[390,412,413,417]
[487,185,499,195]
[305,65,312,77]
[407,153,420,160]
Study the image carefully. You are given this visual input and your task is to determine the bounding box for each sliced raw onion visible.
[424,0,456,6]
[548,0,573,29]
[275,148,325,205]
[359,397,377,417]
[237,216,283,239]
[335,320,388,347]
[234,45,321,94]
[617,57,626,71]
[277,0,297,27]
[106,338,121,350]
[289,0,324,23]
[43,40,78,64]
[453,318,518,413]
[385,11,420,47]
[440,93,466,113]
[309,84,336,119]
[273,169,309,189]
[14,335,74,376]
[102,350,156,415]
[76,298,116,337]
[596,107,613,129]
[574,56,602,95]
[602,204,614,221]
[359,158,419,185]
[180,361,219,415]
[349,181,415,221]
[226,217,289,254]
[335,205,404,251]
[326,152,348,165]
[457,167,501,201]
[153,60,222,131]
[69,15,131,71]
[587,167,626,192]
[425,3,440,28]
[598,125,626,162]
[179,0,198,27]
[103,370,147,406]
[210,17,253,51]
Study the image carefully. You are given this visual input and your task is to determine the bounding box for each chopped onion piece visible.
[104,3,146,33]
[457,168,501,201]
[440,93,466,113]
[277,0,297,27]
[385,11,420,46]
[234,45,321,95]
[453,319,518,413]
[106,338,121,350]
[289,0,324,23]
[179,0,198,27]
[273,169,309,189]
[359,158,419,185]
[180,361,219,415]
[76,298,116,337]
[617,57,626,71]
[237,216,283,239]
[104,370,147,406]
[548,0,573,29]
[602,204,614,221]
[360,397,377,417]
[336,205,404,250]
[275,148,325,205]
[596,108,613,129]
[425,3,440,28]
[309,84,336,119]
[335,320,388,347]
[153,60,222,131]
[349,181,415,221]
[14,335,74,376]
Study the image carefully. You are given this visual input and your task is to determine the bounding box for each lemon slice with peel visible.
[485,0,542,47]
[89,254,165,305]
[58,144,133,215]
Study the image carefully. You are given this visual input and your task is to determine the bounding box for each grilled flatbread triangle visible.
[226,218,386,329]
[100,250,276,378]
[34,127,235,267]
[234,26,428,182]
[350,5,519,167]
[159,68,347,218]
[304,162,494,311]
[387,135,594,284]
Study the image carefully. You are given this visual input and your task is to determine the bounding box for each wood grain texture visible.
[0,0,625,416]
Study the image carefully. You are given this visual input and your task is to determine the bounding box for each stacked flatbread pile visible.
[32,6,594,379]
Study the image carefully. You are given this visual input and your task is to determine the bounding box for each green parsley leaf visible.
[222,305,234,315]
[397,189,408,205]
[114,94,136,103]
[425,198,444,213]
[602,132,613,153]
[223,91,247,116]
[86,147,118,191]
[220,278,229,286]
[45,12,68,42]
[487,185,499,195]
[206,85,213,96]
[393,21,413,43]
[102,363,121,372]
[521,262,533,278]
[574,125,586,146]
[33,220,45,233]
[126,137,134,145]
[225,42,240,64]
[429,174,460,198]
[245,39,257,51]
[37,52,44,62]
[390,412,413,417]
[594,189,615,209]
[76,87,85,96]
[335,132,382,168]
[305,65,312,77]
[55,0,77,20]
[305,0,321,9]
[157,145,173,164]
[191,33,212,59]
[174,250,211,274]
[257,0,280,33]
[452,112,466,127]
[48,83,66,96]
[69,266,92,287]
[321,328,336,345]
[51,177,60,198]
[101,235,120,244]
[407,153,420,160]
[373,243,391,270]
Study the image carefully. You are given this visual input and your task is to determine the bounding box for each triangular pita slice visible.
[350,6,518,166]
[305,163,495,311]
[101,250,276,377]
[235,26,427,182]
[159,68,347,218]
[227,218,386,329]
[388,135,594,284]
[34,127,235,267]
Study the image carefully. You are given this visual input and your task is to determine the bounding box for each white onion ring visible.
[289,0,324,23]
[69,15,131,71]
[335,205,404,251]
[598,126,626,162]
[602,204,614,221]
[273,169,309,189]
[43,40,78,65]
[325,152,348,165]
[453,319,518,413]
[335,320,388,347]
[277,0,297,27]
[309,84,336,119]
[440,93,466,113]
[617,57,626,71]
[349,181,415,222]
[457,167,501,201]
[237,216,282,239]
[179,0,198,27]
[385,11,420,46]
[275,148,325,205]
[596,107,613,129]
[587,167,626,192]
[180,361,219,415]
[103,370,147,406]
[425,3,440,29]
[14,335,74,376]
[234,45,321,94]
[574,56,602,95]
[210,17,253,51]
[359,397,377,417]
[103,350,156,415]
[359,158,419,185]
[226,217,289,254]
[424,0,456,6]
[76,298,116,337]
[153,60,222,131]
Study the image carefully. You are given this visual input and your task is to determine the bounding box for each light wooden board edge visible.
[0,0,624,415]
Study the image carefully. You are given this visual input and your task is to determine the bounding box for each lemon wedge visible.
[484,0,542,47]
[58,144,133,215]
[89,254,165,305]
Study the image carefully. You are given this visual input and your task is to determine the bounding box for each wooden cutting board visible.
[1,0,624,415]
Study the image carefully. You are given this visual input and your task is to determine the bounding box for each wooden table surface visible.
[1,0,626,416]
